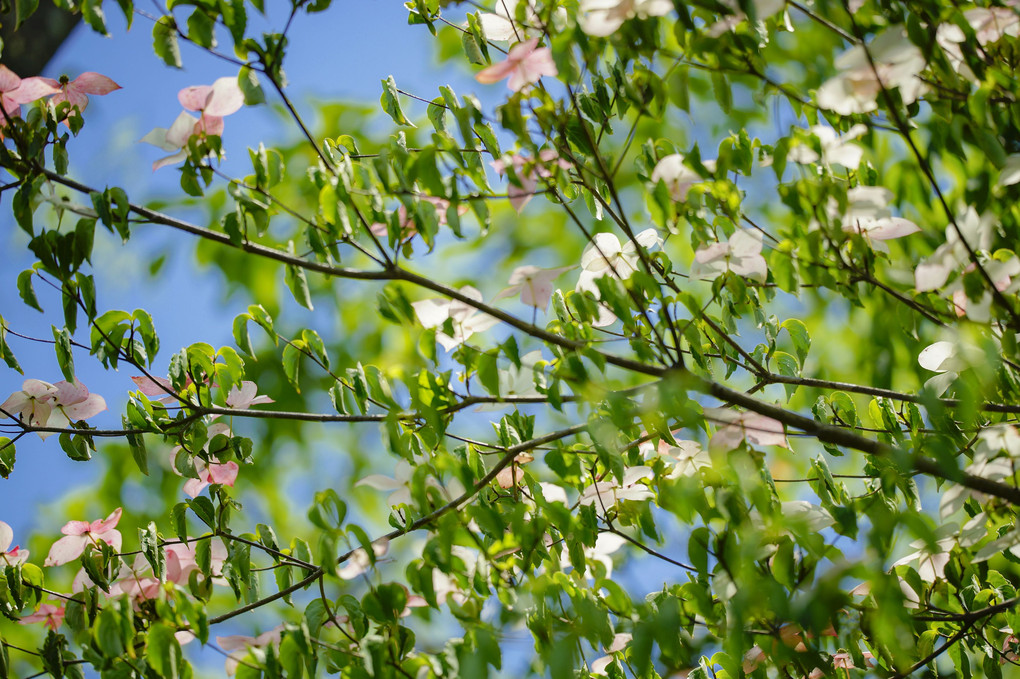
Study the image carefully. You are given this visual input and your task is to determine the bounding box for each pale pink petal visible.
[915,260,952,292]
[207,461,239,486]
[868,217,921,240]
[0,66,21,92]
[203,77,244,117]
[183,478,210,498]
[52,379,88,405]
[60,520,91,537]
[72,72,120,95]
[0,521,12,552]
[131,375,174,397]
[1,391,31,413]
[475,59,518,85]
[178,84,214,111]
[742,413,788,448]
[9,77,59,104]
[63,393,106,421]
[165,111,200,148]
[45,535,88,566]
[196,114,224,136]
[22,379,58,399]
[152,151,189,172]
[90,507,122,535]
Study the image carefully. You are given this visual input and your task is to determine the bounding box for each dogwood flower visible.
[20,603,65,630]
[650,154,715,202]
[918,340,964,396]
[0,66,60,120]
[356,459,415,506]
[949,258,1020,322]
[578,0,673,36]
[914,207,996,292]
[578,466,654,509]
[45,507,123,567]
[576,229,661,294]
[131,375,178,403]
[412,286,500,351]
[590,633,632,675]
[494,265,571,310]
[183,460,240,498]
[1,378,108,440]
[706,0,785,36]
[691,230,768,283]
[28,71,120,118]
[475,0,565,41]
[475,38,557,91]
[840,186,921,247]
[788,124,868,169]
[0,521,29,566]
[337,539,390,579]
[225,381,274,409]
[217,626,284,676]
[817,28,927,115]
[645,438,711,478]
[706,408,788,450]
[141,77,244,170]
[891,526,957,582]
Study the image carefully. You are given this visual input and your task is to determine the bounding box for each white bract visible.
[576,229,661,327]
[578,466,654,509]
[839,186,921,249]
[412,286,500,351]
[650,154,714,201]
[787,124,867,170]
[577,0,672,36]
[817,29,927,115]
[914,207,996,292]
[691,230,768,283]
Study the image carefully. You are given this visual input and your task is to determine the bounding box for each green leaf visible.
[780,318,810,365]
[285,255,314,310]
[52,326,75,382]
[146,623,182,679]
[380,75,415,128]
[17,270,42,312]
[186,9,215,48]
[152,16,182,68]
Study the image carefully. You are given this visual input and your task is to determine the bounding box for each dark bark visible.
[1,3,79,77]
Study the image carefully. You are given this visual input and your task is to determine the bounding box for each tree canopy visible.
[3,1,1020,677]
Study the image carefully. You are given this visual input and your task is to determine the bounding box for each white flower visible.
[577,0,672,36]
[650,154,714,201]
[917,340,972,396]
[590,632,632,674]
[356,459,415,506]
[998,154,1020,188]
[691,230,768,283]
[475,0,566,41]
[891,526,957,583]
[817,29,927,115]
[642,438,710,478]
[839,186,921,248]
[494,265,571,310]
[560,532,627,578]
[576,229,661,327]
[337,540,389,580]
[578,466,654,509]
[788,124,867,169]
[217,627,284,676]
[412,286,500,351]
[914,207,996,292]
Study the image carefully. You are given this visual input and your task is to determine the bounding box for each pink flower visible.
[1,378,108,440]
[475,38,558,92]
[225,381,274,409]
[131,375,178,403]
[20,603,65,630]
[44,507,123,567]
[140,77,243,171]
[494,265,572,310]
[0,65,59,121]
[0,520,29,566]
[183,460,239,498]
[27,72,120,120]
